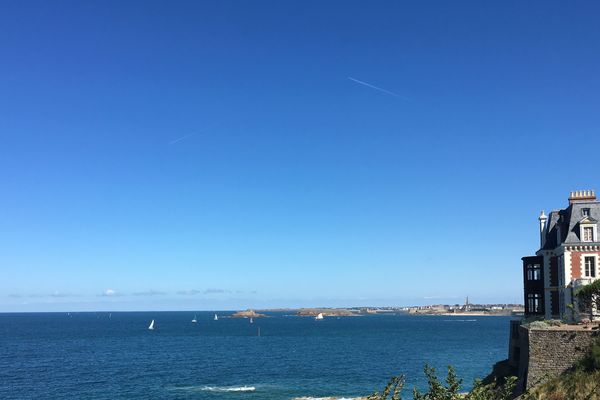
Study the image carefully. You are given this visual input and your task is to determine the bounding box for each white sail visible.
[250,317,253,324]
[214,314,218,321]
[315,313,324,320]
[148,319,155,330]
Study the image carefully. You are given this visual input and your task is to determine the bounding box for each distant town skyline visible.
[1,1,599,311]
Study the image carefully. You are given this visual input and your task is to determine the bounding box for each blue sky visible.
[1,1,599,311]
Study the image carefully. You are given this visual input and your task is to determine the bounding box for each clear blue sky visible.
[1,1,599,311]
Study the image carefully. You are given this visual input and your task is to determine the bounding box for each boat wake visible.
[201,386,256,392]
[172,385,256,393]
[443,319,477,322]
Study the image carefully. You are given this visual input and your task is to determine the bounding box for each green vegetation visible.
[370,337,600,399]
[521,319,564,330]
[368,365,516,400]
[523,370,600,400]
[575,279,600,321]
[368,375,405,400]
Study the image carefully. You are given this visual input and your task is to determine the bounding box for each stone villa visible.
[507,191,600,393]
[522,190,600,321]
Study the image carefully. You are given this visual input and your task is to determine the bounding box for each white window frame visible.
[527,293,541,313]
[527,264,541,281]
[583,255,597,278]
[580,224,597,242]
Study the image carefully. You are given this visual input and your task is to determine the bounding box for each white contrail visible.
[169,123,220,145]
[347,76,410,101]
[169,132,197,145]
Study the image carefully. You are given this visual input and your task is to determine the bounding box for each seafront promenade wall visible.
[513,324,598,390]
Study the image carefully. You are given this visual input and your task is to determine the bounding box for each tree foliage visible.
[370,365,516,400]
[578,338,600,372]
[575,279,600,319]
[467,377,516,400]
[413,365,462,400]
[368,375,405,400]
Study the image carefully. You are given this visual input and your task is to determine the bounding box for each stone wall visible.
[516,325,598,390]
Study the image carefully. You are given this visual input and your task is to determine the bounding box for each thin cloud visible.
[177,288,231,296]
[8,292,80,298]
[101,288,120,297]
[204,288,227,294]
[177,289,203,296]
[347,76,410,101]
[132,290,166,296]
[50,292,80,298]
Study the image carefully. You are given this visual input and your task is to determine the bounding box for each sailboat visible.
[191,315,197,323]
[315,313,324,320]
[148,320,155,330]
[214,314,218,321]
[250,317,253,324]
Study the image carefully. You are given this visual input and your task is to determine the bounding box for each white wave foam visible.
[293,397,365,400]
[173,385,256,393]
[443,319,477,322]
[202,386,256,392]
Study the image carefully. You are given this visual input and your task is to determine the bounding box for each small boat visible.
[214,314,218,321]
[191,315,197,323]
[315,313,324,320]
[148,320,155,330]
[250,317,253,324]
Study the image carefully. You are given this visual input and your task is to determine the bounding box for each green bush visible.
[543,319,562,326]
[575,279,600,320]
[467,377,516,400]
[370,365,516,400]
[527,321,551,330]
[368,375,405,400]
[577,338,600,372]
[413,365,462,400]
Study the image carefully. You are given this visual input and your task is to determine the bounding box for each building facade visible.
[522,190,600,321]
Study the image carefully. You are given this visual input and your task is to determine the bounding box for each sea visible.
[0,312,513,400]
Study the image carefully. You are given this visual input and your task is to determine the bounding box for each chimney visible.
[568,190,596,204]
[539,210,547,248]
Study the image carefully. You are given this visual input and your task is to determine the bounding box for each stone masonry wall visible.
[523,327,598,389]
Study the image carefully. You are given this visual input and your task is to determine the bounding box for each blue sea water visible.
[0,312,512,399]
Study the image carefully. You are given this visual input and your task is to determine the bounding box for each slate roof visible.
[541,200,600,250]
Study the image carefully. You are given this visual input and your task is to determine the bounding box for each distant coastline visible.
[250,303,524,318]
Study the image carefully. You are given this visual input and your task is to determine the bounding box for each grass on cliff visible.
[523,369,600,400]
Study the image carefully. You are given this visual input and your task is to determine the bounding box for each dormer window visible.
[579,216,597,243]
[584,227,594,242]
[582,208,590,217]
